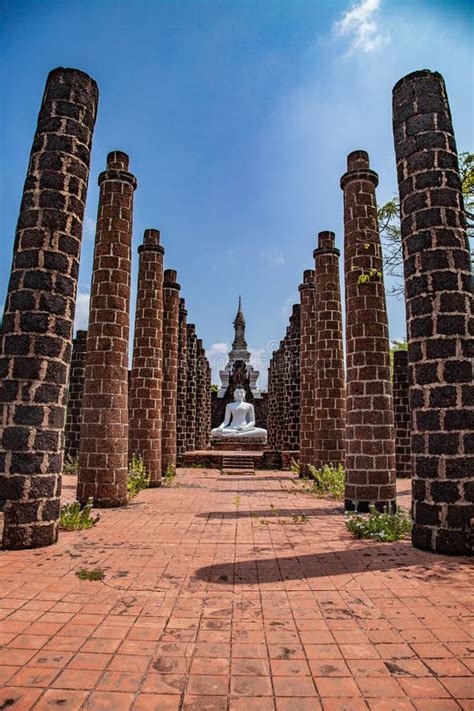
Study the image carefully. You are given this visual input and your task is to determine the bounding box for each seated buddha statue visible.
[211,388,267,441]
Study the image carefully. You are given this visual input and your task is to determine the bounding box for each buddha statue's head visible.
[234,387,246,402]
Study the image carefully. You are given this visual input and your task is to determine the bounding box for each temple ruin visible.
[0,66,472,556]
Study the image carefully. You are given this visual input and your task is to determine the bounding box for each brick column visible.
[65,329,87,459]
[271,346,285,450]
[393,350,411,479]
[341,151,396,512]
[0,68,98,550]
[195,339,206,450]
[161,269,180,476]
[313,231,346,470]
[283,305,300,451]
[186,324,197,452]
[267,355,276,449]
[129,229,164,485]
[176,298,188,464]
[205,359,212,448]
[393,70,473,554]
[77,151,136,507]
[299,269,316,476]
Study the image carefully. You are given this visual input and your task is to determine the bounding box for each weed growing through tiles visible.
[127,454,150,497]
[162,463,177,487]
[290,458,300,475]
[59,498,99,530]
[307,464,345,500]
[75,568,105,581]
[63,454,79,475]
[345,505,412,542]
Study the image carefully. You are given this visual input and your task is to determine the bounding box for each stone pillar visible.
[341,151,396,512]
[195,339,206,450]
[283,305,300,452]
[267,355,276,449]
[313,231,346,470]
[65,330,88,459]
[77,151,136,507]
[393,70,473,554]
[271,346,285,451]
[299,269,316,476]
[186,324,197,452]
[205,359,212,448]
[129,229,164,485]
[161,269,180,476]
[176,298,188,464]
[393,350,411,479]
[0,68,98,550]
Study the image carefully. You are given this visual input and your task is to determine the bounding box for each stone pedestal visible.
[210,436,267,452]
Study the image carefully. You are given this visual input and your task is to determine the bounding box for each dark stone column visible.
[341,151,396,512]
[129,229,164,486]
[267,355,276,449]
[0,67,98,550]
[313,231,346,470]
[283,305,300,452]
[77,151,136,507]
[271,345,285,451]
[186,324,197,452]
[393,350,411,479]
[195,339,207,450]
[393,70,473,554]
[176,298,188,464]
[65,329,88,459]
[299,270,316,476]
[161,269,180,476]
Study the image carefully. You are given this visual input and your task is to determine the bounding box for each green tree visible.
[379,151,474,298]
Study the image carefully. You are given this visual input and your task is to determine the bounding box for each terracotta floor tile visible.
[309,660,351,677]
[270,659,310,676]
[0,687,43,709]
[357,676,405,697]
[231,643,268,658]
[141,672,186,694]
[230,675,273,695]
[81,637,122,653]
[7,633,50,650]
[231,697,275,710]
[267,643,306,659]
[322,701,369,711]
[231,658,269,676]
[412,701,462,711]
[82,691,135,710]
[51,668,102,689]
[186,674,229,695]
[426,658,471,676]
[97,670,144,692]
[272,676,317,696]
[67,652,112,670]
[182,696,228,710]
[441,677,474,698]
[29,650,74,667]
[132,694,181,710]
[316,676,362,697]
[34,689,89,710]
[276,699,322,711]
[9,665,60,687]
[304,644,343,659]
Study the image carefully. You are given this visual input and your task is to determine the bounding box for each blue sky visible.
[1,0,473,387]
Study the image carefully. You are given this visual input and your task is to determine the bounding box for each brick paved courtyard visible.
[0,470,472,711]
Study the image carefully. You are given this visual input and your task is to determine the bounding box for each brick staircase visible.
[221,454,255,475]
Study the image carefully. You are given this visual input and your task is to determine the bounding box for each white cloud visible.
[280,295,294,320]
[334,0,389,56]
[83,216,96,241]
[260,248,285,266]
[207,342,229,384]
[74,289,90,331]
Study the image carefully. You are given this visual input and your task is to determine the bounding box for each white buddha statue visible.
[211,388,267,442]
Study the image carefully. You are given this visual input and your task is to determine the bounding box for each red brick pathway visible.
[0,471,472,710]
